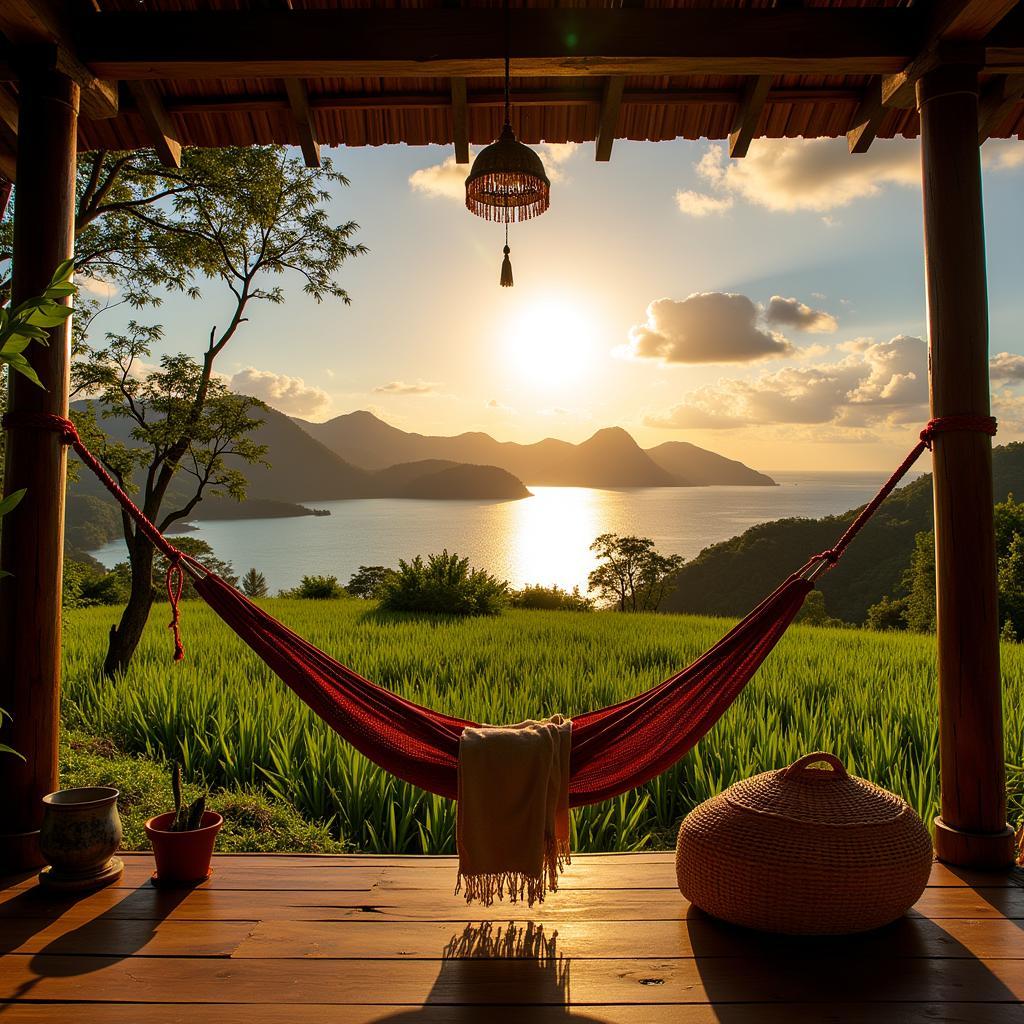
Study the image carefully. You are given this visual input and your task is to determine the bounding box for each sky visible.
[82,133,1024,473]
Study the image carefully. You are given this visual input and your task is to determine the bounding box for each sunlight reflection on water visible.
[92,472,916,594]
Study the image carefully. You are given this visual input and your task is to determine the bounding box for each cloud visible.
[990,352,1024,381]
[486,398,514,413]
[645,334,928,431]
[78,275,118,299]
[690,139,921,213]
[409,142,578,201]
[229,367,331,417]
[675,190,735,217]
[982,140,1024,172]
[374,379,442,395]
[625,293,793,365]
[765,296,838,333]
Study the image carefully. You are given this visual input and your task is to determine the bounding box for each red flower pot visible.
[144,810,223,886]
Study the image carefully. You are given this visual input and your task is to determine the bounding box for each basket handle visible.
[784,751,848,780]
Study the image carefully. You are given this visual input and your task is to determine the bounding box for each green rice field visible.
[62,598,1024,854]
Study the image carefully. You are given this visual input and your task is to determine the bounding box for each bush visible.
[510,583,593,611]
[60,731,345,853]
[347,565,396,600]
[379,550,508,616]
[288,574,346,599]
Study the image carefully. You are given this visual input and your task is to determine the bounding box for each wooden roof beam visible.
[283,78,320,168]
[847,77,884,153]
[978,71,1024,139]
[728,75,772,158]
[125,80,181,168]
[75,8,920,80]
[595,76,624,162]
[0,85,18,136]
[0,0,117,119]
[451,76,469,164]
[882,0,1021,109]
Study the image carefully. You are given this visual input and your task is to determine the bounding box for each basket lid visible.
[725,752,909,827]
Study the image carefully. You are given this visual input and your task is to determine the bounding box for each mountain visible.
[646,441,776,487]
[662,442,1024,624]
[294,411,775,487]
[378,462,530,500]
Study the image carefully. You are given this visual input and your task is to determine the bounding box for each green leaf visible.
[0,336,33,356]
[48,258,75,288]
[3,355,43,388]
[23,307,72,328]
[0,743,25,761]
[0,489,27,517]
[44,283,77,299]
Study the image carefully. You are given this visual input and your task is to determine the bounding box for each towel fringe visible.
[457,836,571,907]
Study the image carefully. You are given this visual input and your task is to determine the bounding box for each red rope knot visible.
[920,415,998,450]
[814,548,841,566]
[165,553,186,662]
[2,411,80,447]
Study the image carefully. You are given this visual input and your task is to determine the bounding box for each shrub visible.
[241,568,269,598]
[379,550,508,616]
[347,565,396,600]
[510,583,593,611]
[289,574,346,599]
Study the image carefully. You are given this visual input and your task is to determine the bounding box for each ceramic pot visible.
[38,786,124,891]
[145,810,223,886]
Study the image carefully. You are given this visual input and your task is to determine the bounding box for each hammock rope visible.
[1,410,997,807]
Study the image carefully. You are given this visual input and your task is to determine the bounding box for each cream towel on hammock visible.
[456,715,572,906]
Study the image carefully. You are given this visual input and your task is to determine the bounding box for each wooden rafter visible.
[0,85,17,136]
[882,0,1022,109]
[0,0,117,119]
[451,76,469,164]
[978,71,1024,139]
[847,76,884,153]
[728,75,772,158]
[126,80,181,169]
[283,78,320,168]
[595,76,625,162]
[74,8,920,80]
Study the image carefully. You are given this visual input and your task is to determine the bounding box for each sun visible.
[502,297,597,390]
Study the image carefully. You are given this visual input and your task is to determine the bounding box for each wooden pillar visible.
[0,68,78,872]
[917,64,1015,869]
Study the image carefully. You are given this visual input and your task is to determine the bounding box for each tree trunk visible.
[103,537,156,677]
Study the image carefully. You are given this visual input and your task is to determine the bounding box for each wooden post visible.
[0,67,78,872]
[917,64,1015,869]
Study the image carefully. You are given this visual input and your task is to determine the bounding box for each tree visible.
[587,533,684,612]
[155,537,237,601]
[287,575,346,600]
[902,531,937,633]
[66,147,364,676]
[241,569,269,599]
[346,565,396,600]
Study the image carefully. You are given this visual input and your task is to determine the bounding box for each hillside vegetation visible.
[665,442,1024,623]
[63,598,1024,853]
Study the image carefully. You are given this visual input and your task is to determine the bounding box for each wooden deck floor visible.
[1,851,1022,1022]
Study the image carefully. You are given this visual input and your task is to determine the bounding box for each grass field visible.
[62,598,1024,854]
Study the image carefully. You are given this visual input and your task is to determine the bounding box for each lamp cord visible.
[504,0,511,126]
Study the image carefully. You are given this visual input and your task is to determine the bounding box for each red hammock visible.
[2,412,996,807]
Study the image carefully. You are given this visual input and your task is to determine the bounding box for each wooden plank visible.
[2,953,1023,1004]
[0,0,117,118]
[595,75,625,162]
[847,76,884,153]
[233,915,1024,961]
[3,1004,1022,1024]
[450,76,468,164]
[4,883,1021,923]
[1,916,257,957]
[728,75,772,158]
[283,78,320,168]
[978,72,1024,140]
[75,9,920,80]
[0,86,18,135]
[125,80,181,168]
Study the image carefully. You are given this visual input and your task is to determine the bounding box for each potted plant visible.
[144,762,222,886]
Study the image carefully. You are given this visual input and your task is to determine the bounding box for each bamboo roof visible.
[0,0,1021,176]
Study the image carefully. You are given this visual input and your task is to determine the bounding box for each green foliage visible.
[287,574,346,600]
[169,760,209,832]
[61,598,1024,852]
[346,565,396,600]
[866,594,910,632]
[60,731,344,852]
[588,533,684,612]
[379,551,508,616]
[510,583,593,612]
[155,537,237,600]
[241,568,269,599]
[794,589,847,628]
[0,259,75,387]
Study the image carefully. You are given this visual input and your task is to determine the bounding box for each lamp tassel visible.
[500,244,513,288]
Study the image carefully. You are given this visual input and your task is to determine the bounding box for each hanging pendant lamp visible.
[464,0,550,286]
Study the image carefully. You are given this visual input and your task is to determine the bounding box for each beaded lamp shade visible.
[465,123,551,224]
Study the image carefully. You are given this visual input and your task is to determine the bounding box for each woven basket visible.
[675,752,933,935]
